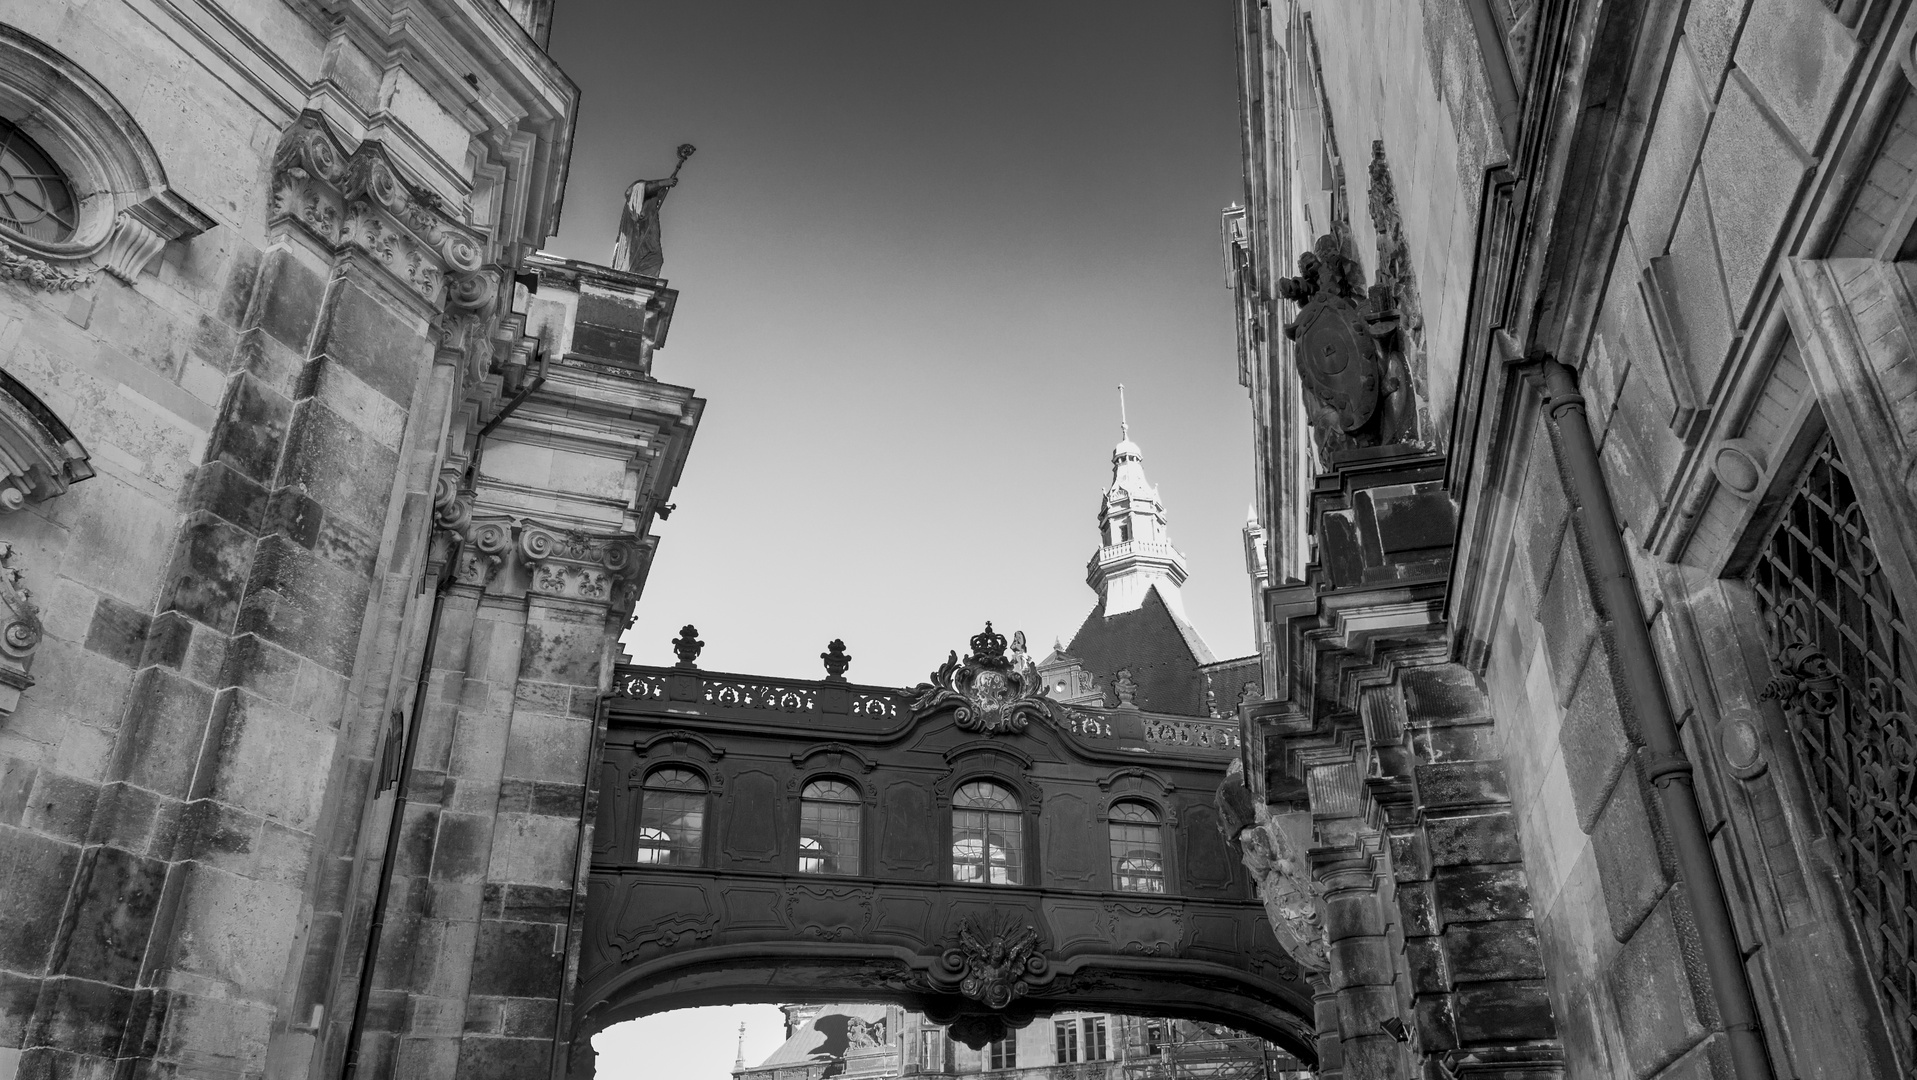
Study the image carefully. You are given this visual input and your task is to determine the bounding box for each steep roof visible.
[750,1004,889,1069]
[1064,584,1218,715]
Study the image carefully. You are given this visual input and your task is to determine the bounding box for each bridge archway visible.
[568,627,1317,1076]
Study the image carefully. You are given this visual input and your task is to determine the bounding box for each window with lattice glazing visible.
[988,1033,1016,1069]
[1110,799,1166,893]
[0,118,77,244]
[636,767,706,866]
[1751,434,1916,1051]
[799,778,861,875]
[952,781,1023,885]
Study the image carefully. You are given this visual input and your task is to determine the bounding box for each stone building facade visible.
[1225,1,1917,1079]
[0,3,701,1078]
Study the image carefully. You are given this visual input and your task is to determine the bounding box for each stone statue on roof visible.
[612,143,694,278]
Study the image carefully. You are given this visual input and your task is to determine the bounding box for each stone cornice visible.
[271,111,497,314]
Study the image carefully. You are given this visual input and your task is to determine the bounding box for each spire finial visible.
[735,1022,746,1069]
[1118,383,1129,440]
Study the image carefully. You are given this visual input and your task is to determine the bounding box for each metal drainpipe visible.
[1531,357,1776,1080]
[340,560,455,1080]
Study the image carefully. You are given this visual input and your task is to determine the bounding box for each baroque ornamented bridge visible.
[568,624,1315,1075]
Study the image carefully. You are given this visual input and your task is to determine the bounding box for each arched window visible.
[799,778,861,875]
[635,766,706,866]
[0,119,76,245]
[952,780,1024,885]
[1109,800,1165,893]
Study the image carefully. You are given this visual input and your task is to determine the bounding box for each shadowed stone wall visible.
[1232,1,1917,1079]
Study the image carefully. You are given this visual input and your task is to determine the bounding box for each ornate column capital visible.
[517,521,647,607]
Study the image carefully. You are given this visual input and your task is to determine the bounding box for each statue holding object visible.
[612,143,695,278]
[1275,232,1419,454]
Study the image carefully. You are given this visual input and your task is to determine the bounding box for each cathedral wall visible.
[0,4,625,1078]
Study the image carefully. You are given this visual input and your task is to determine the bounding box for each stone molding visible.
[0,368,94,512]
[270,111,500,381]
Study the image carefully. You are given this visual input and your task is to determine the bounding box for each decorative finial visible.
[1118,383,1128,441]
[671,624,703,668]
[735,1022,746,1070]
[969,621,1008,664]
[821,639,851,681]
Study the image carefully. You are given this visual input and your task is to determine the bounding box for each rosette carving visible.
[518,521,645,606]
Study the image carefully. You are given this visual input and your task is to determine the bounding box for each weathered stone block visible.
[159,512,258,632]
[1539,548,1598,695]
[1453,979,1557,1043]
[1329,934,1395,991]
[25,975,135,1056]
[313,279,425,408]
[279,401,401,535]
[1397,879,1437,935]
[1606,896,1708,1076]
[0,967,36,1043]
[206,689,333,830]
[1414,760,1509,810]
[468,920,562,999]
[1664,183,1736,403]
[217,633,302,707]
[0,758,33,826]
[120,668,216,798]
[187,460,270,533]
[1700,72,1812,316]
[1560,644,1632,832]
[1323,890,1386,941]
[1433,866,1534,926]
[488,812,581,888]
[1630,48,1710,257]
[255,248,326,354]
[1592,771,1672,940]
[234,536,372,672]
[141,612,193,672]
[57,844,164,987]
[1424,811,1523,867]
[1442,921,1547,982]
[1732,0,1852,154]
[205,372,292,485]
[456,1033,552,1079]
[21,769,99,844]
[517,605,605,686]
[431,812,492,884]
[1404,934,1447,992]
[85,596,152,668]
[0,828,78,973]
[1413,992,1459,1052]
[1401,665,1490,725]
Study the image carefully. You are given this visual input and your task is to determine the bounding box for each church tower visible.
[1086,388,1193,618]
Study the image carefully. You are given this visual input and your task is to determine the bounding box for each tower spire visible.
[1118,383,1129,441]
[735,1022,746,1069]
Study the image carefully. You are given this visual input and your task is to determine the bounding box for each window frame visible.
[633,764,711,868]
[796,773,865,876]
[987,1033,1017,1070]
[948,775,1030,887]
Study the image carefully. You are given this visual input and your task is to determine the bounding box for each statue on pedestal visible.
[612,143,694,278]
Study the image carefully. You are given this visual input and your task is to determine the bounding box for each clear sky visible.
[546,3,1245,1073]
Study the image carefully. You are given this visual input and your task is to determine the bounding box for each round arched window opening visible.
[0,117,78,245]
[635,766,707,866]
[799,778,862,876]
[1109,799,1166,894]
[952,780,1024,885]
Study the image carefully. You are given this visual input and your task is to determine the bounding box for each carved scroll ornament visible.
[911,622,1057,736]
[518,521,646,606]
[0,543,42,717]
[270,113,499,381]
[929,912,1052,1010]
